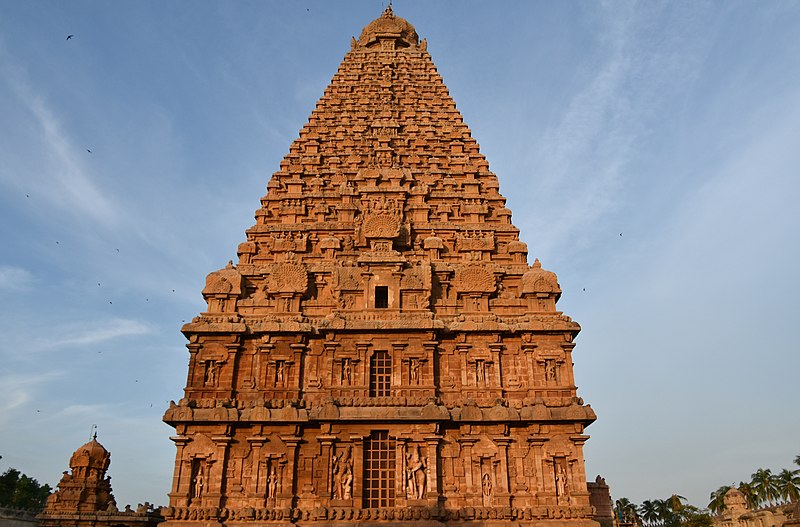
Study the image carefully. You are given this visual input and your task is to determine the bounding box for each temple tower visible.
[163,7,597,527]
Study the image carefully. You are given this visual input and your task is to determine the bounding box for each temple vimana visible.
[38,6,604,527]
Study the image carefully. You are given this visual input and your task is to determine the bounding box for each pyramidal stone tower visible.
[163,7,598,527]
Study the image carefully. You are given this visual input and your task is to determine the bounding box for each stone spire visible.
[163,7,597,527]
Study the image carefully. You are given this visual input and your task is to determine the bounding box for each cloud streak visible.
[22,318,152,353]
[0,47,119,225]
[0,265,34,290]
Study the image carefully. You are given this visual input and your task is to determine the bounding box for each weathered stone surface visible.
[162,6,596,527]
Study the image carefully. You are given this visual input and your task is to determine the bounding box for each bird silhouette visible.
[86,149,92,154]
[109,301,113,304]
[619,233,623,236]
[66,34,74,40]
[26,194,30,198]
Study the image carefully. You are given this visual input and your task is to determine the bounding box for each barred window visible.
[369,350,391,397]
[363,431,395,508]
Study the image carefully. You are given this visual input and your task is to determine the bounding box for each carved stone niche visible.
[520,258,561,313]
[453,264,496,312]
[202,261,242,314]
[266,257,308,313]
[400,264,431,310]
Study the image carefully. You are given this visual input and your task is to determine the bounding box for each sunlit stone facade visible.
[162,7,598,527]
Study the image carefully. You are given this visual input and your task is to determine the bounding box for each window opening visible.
[363,431,395,508]
[375,286,388,308]
[369,350,391,397]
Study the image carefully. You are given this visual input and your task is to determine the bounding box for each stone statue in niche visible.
[482,472,492,500]
[555,463,569,504]
[204,361,217,386]
[342,359,352,385]
[267,465,279,500]
[332,446,353,500]
[545,359,558,383]
[410,359,420,385]
[191,465,205,502]
[406,445,426,499]
[476,360,487,386]
[275,361,285,387]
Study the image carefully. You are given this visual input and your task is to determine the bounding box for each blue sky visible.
[1,0,798,510]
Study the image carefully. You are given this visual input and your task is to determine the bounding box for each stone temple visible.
[161,7,598,527]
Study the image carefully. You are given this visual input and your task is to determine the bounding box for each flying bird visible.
[619,233,623,236]
[66,34,74,40]
[86,149,92,154]
[26,194,30,198]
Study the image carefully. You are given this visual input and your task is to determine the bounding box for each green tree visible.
[677,505,714,527]
[737,481,758,509]
[794,455,800,468]
[640,499,660,525]
[0,468,52,511]
[777,468,800,504]
[751,468,780,507]
[708,486,731,514]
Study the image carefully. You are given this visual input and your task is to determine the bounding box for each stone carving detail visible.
[362,213,401,239]
[267,262,308,293]
[521,258,560,294]
[332,446,353,500]
[453,265,495,293]
[406,445,427,499]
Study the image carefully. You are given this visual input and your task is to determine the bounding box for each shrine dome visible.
[69,436,110,471]
[359,5,419,48]
[520,259,561,296]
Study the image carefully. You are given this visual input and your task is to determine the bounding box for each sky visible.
[1,0,799,511]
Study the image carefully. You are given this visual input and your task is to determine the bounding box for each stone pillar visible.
[493,437,512,506]
[281,436,302,508]
[528,436,549,505]
[168,435,190,507]
[424,436,441,504]
[316,436,336,500]
[246,436,268,501]
[457,437,479,499]
[210,435,233,510]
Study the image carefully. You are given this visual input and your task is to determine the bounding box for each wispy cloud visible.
[0,47,119,225]
[0,370,64,423]
[0,265,34,290]
[30,318,151,352]
[519,2,712,260]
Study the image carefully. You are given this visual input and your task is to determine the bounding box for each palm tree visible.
[738,481,758,509]
[794,454,800,468]
[640,500,659,525]
[751,468,780,507]
[777,468,800,503]
[708,486,731,514]
[654,498,676,527]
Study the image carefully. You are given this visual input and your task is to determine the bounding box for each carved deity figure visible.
[205,361,216,386]
[332,446,353,500]
[476,360,486,385]
[545,359,558,382]
[192,468,204,501]
[275,362,285,387]
[342,359,352,385]
[410,359,420,385]
[267,466,279,500]
[556,464,569,502]
[405,445,427,499]
[482,472,492,497]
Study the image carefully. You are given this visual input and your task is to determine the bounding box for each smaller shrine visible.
[37,435,163,527]
[713,488,794,527]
